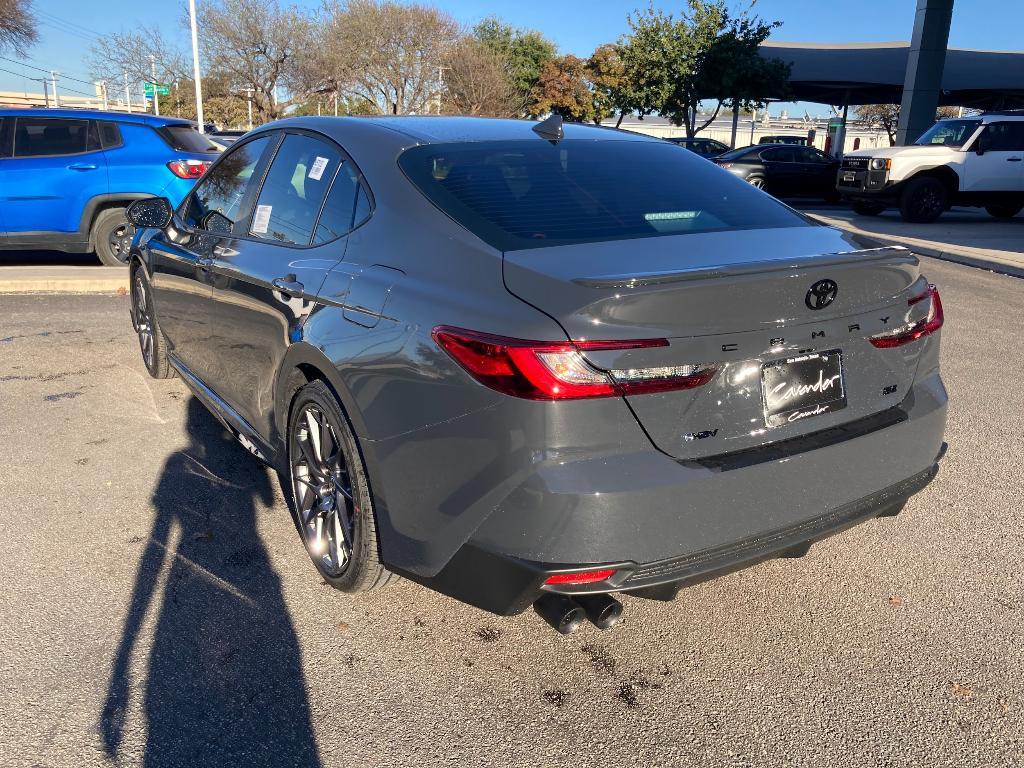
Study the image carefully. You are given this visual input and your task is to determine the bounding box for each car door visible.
[0,117,10,243]
[962,121,1024,192]
[204,129,364,440]
[759,147,797,194]
[0,116,108,240]
[146,132,277,383]
[796,146,838,195]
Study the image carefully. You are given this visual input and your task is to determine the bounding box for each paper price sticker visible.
[252,204,272,234]
[309,156,330,181]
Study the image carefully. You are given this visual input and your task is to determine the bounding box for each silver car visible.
[126,115,947,634]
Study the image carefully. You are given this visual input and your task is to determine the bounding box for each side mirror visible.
[126,197,173,229]
[201,210,233,234]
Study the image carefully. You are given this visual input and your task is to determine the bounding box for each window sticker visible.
[252,204,273,234]
[308,156,329,181]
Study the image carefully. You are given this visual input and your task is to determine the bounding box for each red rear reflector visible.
[432,326,715,400]
[870,284,944,348]
[544,569,617,586]
[167,159,211,179]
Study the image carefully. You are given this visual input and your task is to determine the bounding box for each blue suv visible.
[0,108,220,264]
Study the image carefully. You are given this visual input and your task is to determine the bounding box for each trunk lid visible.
[503,225,927,460]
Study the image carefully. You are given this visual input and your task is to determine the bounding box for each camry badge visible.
[806,279,838,310]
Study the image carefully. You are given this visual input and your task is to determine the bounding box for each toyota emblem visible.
[805,279,838,310]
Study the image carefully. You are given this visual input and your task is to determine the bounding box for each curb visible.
[0,267,129,294]
[807,214,1024,280]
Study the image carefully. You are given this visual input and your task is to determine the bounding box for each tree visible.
[0,0,36,55]
[530,55,595,123]
[442,38,523,117]
[588,44,626,126]
[309,0,461,115]
[86,27,190,111]
[856,104,964,145]
[619,0,788,136]
[198,0,313,122]
[473,17,556,114]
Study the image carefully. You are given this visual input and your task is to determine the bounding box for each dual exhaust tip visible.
[534,592,623,634]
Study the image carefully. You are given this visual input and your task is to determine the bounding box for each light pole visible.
[50,71,60,107]
[188,0,205,132]
[124,71,132,113]
[149,54,160,116]
[242,87,253,130]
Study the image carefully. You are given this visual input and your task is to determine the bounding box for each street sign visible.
[143,82,171,96]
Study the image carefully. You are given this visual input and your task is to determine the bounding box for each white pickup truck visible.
[837,112,1024,222]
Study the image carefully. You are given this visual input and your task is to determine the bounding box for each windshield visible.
[399,139,807,251]
[915,119,980,147]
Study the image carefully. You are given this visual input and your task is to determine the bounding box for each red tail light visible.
[431,326,715,400]
[167,159,211,179]
[544,569,617,586]
[870,284,944,348]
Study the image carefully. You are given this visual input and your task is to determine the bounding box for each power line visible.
[0,66,99,100]
[35,9,106,39]
[0,55,97,87]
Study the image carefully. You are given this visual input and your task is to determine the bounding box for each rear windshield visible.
[158,124,221,153]
[399,139,807,251]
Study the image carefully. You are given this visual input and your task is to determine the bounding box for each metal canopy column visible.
[896,0,954,145]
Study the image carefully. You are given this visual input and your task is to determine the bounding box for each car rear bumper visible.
[386,373,948,615]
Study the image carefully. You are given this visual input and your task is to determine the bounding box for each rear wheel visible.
[899,177,948,223]
[747,175,766,190]
[985,203,1023,219]
[853,201,887,216]
[93,208,135,266]
[287,380,392,593]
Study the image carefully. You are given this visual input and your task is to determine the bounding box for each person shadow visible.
[100,396,322,767]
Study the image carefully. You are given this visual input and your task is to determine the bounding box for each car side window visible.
[184,134,273,233]
[98,121,123,150]
[249,133,343,245]
[982,122,1024,152]
[312,162,360,245]
[353,184,371,227]
[13,117,96,157]
[762,147,795,163]
[797,146,828,164]
[0,117,11,158]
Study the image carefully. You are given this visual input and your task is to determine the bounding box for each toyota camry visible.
[126,115,947,634]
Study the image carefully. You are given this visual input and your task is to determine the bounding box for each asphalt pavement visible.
[0,257,1021,767]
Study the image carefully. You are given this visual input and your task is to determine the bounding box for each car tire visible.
[853,201,887,216]
[747,175,766,190]
[984,203,1023,219]
[131,269,172,379]
[898,177,948,223]
[93,208,136,266]
[286,380,394,593]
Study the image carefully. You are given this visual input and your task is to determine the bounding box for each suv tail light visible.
[870,284,944,348]
[432,326,715,400]
[167,159,211,179]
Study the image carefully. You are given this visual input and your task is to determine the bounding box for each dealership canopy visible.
[760,41,1024,108]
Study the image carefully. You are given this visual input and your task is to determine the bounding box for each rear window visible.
[399,139,807,251]
[158,124,220,153]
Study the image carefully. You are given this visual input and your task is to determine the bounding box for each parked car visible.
[666,136,730,158]
[838,112,1024,222]
[758,134,808,146]
[126,116,947,633]
[713,143,841,201]
[211,129,246,146]
[0,108,219,265]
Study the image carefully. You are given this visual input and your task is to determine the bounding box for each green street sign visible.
[144,82,170,96]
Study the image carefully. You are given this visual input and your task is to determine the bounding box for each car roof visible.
[260,115,661,146]
[0,107,194,128]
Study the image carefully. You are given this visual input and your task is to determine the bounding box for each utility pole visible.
[188,0,205,132]
[123,72,132,113]
[40,78,50,108]
[98,81,108,110]
[149,55,160,116]
[242,87,253,130]
[333,90,338,117]
[50,71,60,107]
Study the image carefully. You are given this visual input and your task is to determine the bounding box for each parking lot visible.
[0,253,1021,767]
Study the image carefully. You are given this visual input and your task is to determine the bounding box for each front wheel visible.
[93,208,136,266]
[853,201,887,216]
[747,175,766,190]
[287,380,393,593]
[899,177,948,223]
[985,203,1023,219]
[131,270,172,379]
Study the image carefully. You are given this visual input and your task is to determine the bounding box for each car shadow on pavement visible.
[99,396,322,767]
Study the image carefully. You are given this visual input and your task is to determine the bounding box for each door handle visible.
[1007,157,1022,162]
[67,163,98,171]
[272,275,304,297]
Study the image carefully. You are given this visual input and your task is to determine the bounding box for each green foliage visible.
[473,16,557,110]
[619,0,789,135]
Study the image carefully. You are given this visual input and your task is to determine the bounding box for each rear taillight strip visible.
[869,284,944,349]
[432,326,715,401]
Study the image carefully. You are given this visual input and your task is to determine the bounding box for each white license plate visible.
[843,172,856,182]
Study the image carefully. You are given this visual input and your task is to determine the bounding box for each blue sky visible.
[4,0,1022,116]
